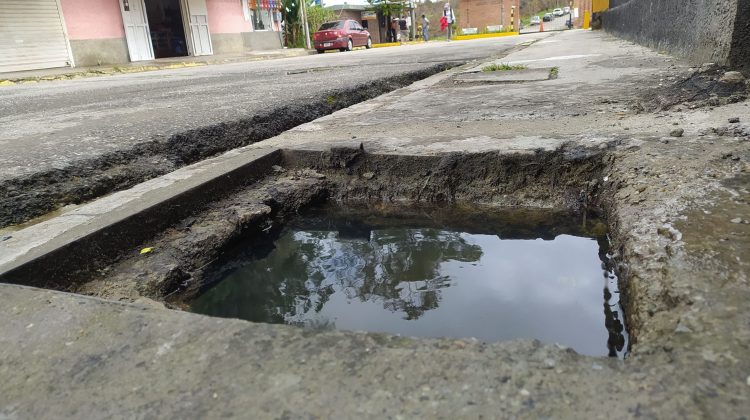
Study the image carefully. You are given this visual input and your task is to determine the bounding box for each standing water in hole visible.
[190,205,628,358]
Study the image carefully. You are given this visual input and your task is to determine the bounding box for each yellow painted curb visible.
[454,32,519,41]
[0,80,15,86]
[372,42,400,48]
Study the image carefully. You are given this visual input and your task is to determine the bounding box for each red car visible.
[313,20,372,53]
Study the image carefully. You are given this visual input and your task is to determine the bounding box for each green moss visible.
[481,63,527,72]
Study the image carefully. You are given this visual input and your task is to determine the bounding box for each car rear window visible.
[319,21,344,31]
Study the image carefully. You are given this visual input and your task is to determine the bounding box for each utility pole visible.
[409,1,416,41]
[300,0,312,49]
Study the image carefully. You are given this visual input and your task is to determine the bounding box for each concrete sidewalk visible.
[1,29,749,418]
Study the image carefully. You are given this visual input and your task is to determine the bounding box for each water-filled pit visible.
[190,205,628,358]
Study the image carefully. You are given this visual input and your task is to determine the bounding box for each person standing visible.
[421,14,430,42]
[391,18,400,43]
[443,3,455,41]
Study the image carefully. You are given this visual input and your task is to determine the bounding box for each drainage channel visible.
[0,63,458,229]
[190,204,628,358]
[0,144,630,358]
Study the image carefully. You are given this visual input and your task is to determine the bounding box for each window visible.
[251,8,273,30]
[318,21,344,31]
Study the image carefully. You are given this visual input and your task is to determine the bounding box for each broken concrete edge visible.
[0,147,281,288]
[78,144,611,308]
[0,139,621,325]
[455,31,520,41]
[1,281,641,419]
[0,63,459,229]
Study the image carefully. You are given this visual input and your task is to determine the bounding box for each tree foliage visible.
[281,0,336,48]
[366,0,406,17]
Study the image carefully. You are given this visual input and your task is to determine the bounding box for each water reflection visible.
[191,206,628,358]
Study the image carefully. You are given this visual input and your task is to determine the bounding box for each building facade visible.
[457,0,521,33]
[324,4,382,44]
[0,0,284,73]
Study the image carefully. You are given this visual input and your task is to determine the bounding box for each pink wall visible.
[60,0,125,40]
[207,0,252,33]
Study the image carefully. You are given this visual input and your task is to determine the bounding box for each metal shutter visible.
[0,0,72,73]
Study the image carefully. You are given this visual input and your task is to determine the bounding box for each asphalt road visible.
[0,36,543,183]
[521,14,572,33]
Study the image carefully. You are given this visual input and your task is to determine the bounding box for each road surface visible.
[0,34,546,226]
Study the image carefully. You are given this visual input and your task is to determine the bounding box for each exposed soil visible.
[69,145,609,308]
[631,65,748,112]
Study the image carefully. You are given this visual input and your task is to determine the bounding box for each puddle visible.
[190,205,628,358]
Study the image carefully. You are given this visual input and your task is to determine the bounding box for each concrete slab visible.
[0,147,279,287]
[454,68,552,82]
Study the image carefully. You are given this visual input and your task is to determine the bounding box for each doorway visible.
[144,0,188,58]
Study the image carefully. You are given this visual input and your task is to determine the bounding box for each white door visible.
[119,0,154,61]
[0,0,73,73]
[184,0,213,56]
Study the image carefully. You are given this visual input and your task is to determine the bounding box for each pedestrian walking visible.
[422,14,430,42]
[391,18,400,43]
[443,3,455,40]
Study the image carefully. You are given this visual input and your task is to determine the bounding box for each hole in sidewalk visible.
[189,204,628,358]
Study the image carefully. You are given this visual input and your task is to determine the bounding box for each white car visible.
[530,16,541,25]
[553,8,564,17]
[563,6,571,14]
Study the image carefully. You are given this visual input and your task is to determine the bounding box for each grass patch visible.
[549,67,559,79]
[482,63,528,72]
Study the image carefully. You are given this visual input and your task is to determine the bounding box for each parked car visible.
[543,13,553,22]
[530,15,541,25]
[313,20,372,53]
[553,8,564,16]
[563,6,571,14]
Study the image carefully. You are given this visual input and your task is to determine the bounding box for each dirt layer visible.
[632,65,748,112]
[64,146,609,306]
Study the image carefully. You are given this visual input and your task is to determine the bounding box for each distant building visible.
[324,3,383,44]
[457,0,521,33]
[1,0,284,73]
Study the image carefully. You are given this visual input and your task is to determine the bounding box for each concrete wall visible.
[207,0,252,33]
[601,0,746,70]
[61,0,124,39]
[729,0,749,73]
[242,31,282,50]
[457,0,520,32]
[68,38,130,67]
[335,10,363,21]
[59,0,282,65]
[60,0,129,66]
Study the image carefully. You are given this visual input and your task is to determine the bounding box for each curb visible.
[0,50,313,86]
[454,32,520,41]
[372,42,402,48]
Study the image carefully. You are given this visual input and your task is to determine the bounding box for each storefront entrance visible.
[145,0,188,58]
[120,0,212,62]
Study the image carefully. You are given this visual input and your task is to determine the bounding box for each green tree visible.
[281,0,336,48]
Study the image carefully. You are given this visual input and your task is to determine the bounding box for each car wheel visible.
[346,39,353,51]
[317,49,325,54]
[366,37,372,49]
